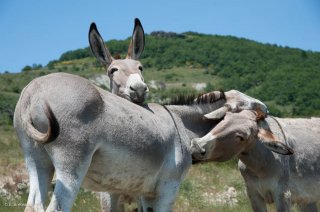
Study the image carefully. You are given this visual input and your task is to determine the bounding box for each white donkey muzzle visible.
[126,74,149,103]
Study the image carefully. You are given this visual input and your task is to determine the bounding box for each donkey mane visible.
[165,90,225,106]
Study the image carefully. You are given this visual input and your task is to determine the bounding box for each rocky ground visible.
[0,163,29,204]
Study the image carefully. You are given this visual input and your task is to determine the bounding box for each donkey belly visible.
[82,143,165,196]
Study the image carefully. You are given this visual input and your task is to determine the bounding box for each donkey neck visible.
[238,142,273,177]
[165,101,226,144]
[238,117,288,178]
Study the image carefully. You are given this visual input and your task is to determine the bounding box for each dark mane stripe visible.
[165,90,225,105]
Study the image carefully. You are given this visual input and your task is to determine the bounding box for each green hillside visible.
[0,31,319,211]
[2,31,319,124]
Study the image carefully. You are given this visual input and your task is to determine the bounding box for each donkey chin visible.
[123,90,148,104]
[190,138,208,164]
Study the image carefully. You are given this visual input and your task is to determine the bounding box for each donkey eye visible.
[110,68,118,75]
[236,135,244,142]
[138,66,143,72]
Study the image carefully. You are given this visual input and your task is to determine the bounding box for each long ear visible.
[127,18,145,60]
[204,105,229,120]
[258,128,294,155]
[89,23,113,66]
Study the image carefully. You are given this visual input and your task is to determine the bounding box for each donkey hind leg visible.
[298,202,318,212]
[140,180,180,212]
[46,147,93,212]
[22,142,54,212]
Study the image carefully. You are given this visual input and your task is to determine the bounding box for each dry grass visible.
[173,161,251,211]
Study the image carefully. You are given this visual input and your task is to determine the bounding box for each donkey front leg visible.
[239,162,267,212]
[274,188,291,212]
[297,202,318,212]
[245,185,267,212]
[45,144,94,212]
[140,180,181,212]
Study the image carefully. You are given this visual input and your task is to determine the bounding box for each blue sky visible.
[0,0,319,73]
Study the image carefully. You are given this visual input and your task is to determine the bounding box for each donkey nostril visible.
[200,150,206,156]
[144,87,148,91]
[130,86,136,91]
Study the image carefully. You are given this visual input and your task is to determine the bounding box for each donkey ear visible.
[89,23,113,66]
[127,18,145,60]
[258,128,294,155]
[204,105,229,120]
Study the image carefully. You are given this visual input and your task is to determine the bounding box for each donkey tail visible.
[23,101,59,144]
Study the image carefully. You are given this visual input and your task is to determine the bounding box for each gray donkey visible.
[89,18,148,211]
[191,109,320,211]
[14,72,267,211]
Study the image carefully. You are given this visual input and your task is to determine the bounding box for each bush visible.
[22,65,32,72]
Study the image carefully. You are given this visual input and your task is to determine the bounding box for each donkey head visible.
[89,18,148,104]
[191,110,294,162]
